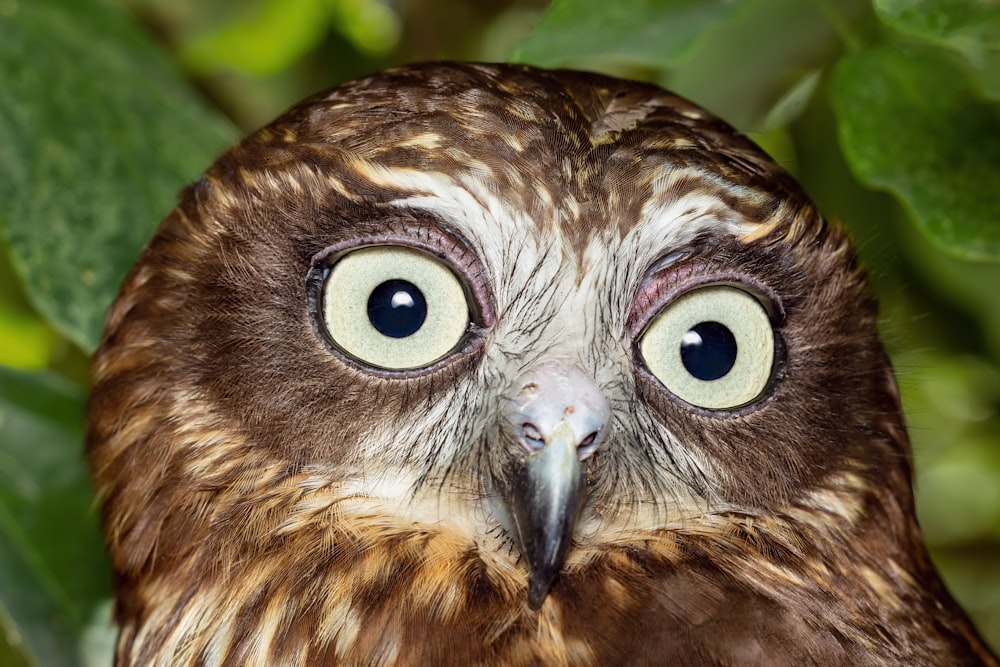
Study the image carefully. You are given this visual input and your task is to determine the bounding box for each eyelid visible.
[310,224,495,329]
[629,267,783,340]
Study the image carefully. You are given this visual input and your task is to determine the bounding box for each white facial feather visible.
[322,164,761,537]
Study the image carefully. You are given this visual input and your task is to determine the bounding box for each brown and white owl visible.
[87,62,999,666]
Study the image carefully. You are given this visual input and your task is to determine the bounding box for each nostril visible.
[522,423,544,451]
[577,431,600,460]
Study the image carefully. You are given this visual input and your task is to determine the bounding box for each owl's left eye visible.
[637,285,775,410]
[315,245,470,370]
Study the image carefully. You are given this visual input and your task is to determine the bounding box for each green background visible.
[1,0,999,663]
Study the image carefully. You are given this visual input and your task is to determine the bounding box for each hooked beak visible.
[497,364,609,610]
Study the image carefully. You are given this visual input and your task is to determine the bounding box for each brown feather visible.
[88,62,997,666]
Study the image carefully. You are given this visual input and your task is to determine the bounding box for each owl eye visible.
[318,245,470,370]
[637,285,775,410]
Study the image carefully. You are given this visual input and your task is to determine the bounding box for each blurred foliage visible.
[0,0,998,664]
[833,45,1000,258]
[0,0,236,353]
[512,0,742,69]
[0,368,108,667]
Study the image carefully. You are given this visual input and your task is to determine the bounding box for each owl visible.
[87,63,998,666]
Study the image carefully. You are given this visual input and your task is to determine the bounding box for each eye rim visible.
[629,269,785,340]
[631,273,786,416]
[307,230,492,378]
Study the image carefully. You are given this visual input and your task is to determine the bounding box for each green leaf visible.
[181,0,332,76]
[0,632,32,667]
[181,0,400,77]
[874,0,1000,99]
[831,46,1000,260]
[0,367,112,667]
[664,0,870,131]
[0,0,238,354]
[511,0,743,69]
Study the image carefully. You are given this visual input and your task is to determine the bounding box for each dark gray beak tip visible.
[527,575,554,611]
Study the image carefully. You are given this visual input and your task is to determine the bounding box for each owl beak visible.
[499,364,609,610]
[508,421,584,610]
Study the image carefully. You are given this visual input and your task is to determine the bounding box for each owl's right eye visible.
[315,245,471,371]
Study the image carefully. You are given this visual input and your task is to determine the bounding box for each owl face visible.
[89,63,985,665]
[180,63,884,511]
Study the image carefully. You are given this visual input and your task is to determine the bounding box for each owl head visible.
[87,63,992,665]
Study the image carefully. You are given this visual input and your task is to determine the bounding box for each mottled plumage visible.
[87,63,998,666]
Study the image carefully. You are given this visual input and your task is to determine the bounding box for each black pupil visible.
[367,279,427,338]
[680,321,737,381]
